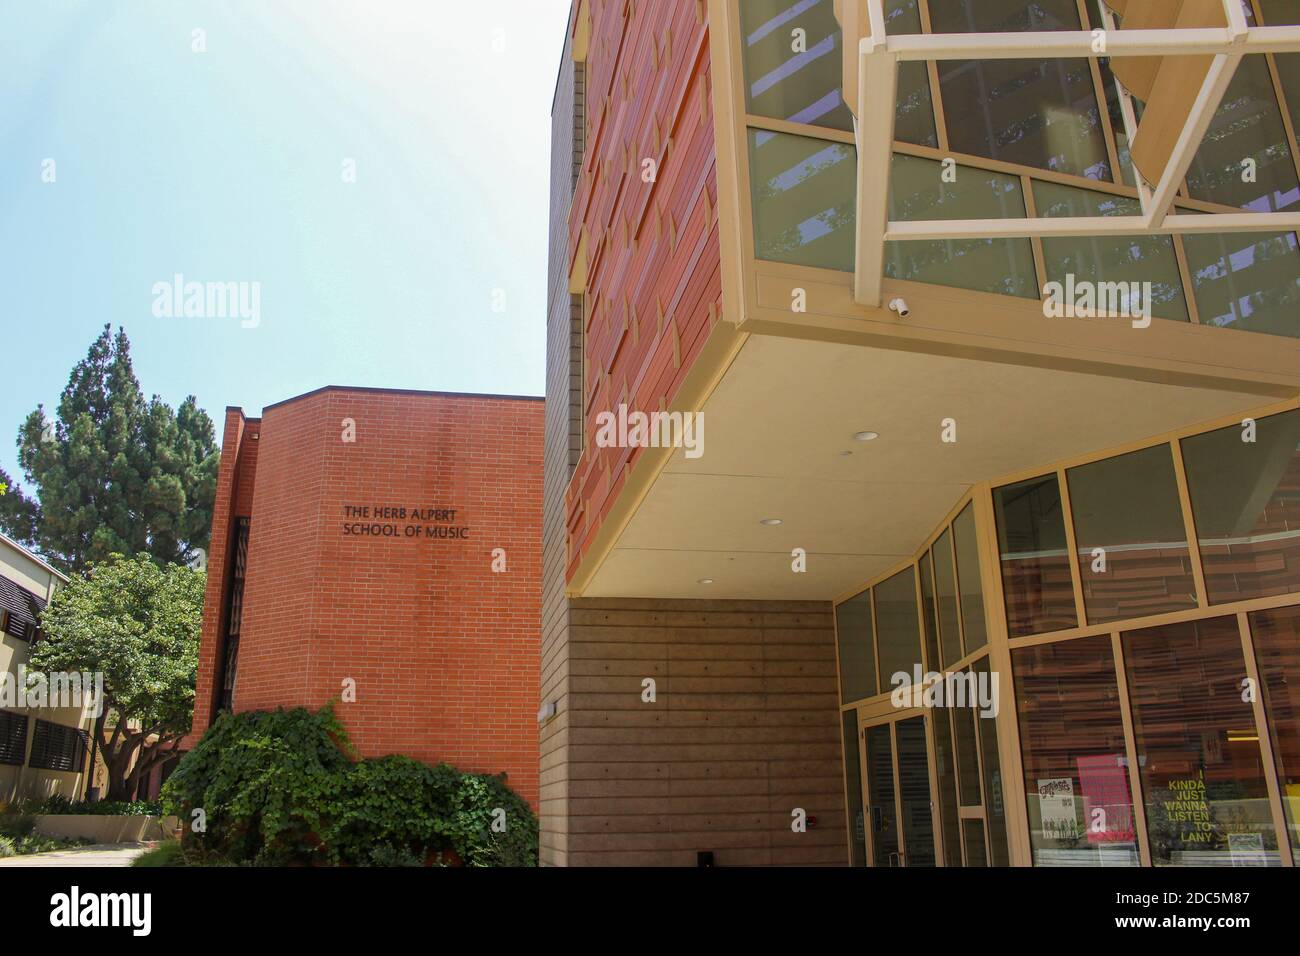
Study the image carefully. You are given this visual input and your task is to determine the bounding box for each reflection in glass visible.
[953,504,987,652]
[843,710,868,866]
[1186,56,1300,213]
[1124,616,1281,866]
[994,474,1078,637]
[1182,231,1300,339]
[962,819,988,866]
[918,550,941,671]
[973,658,1009,865]
[1249,604,1300,853]
[933,529,963,666]
[835,587,876,702]
[1033,180,1190,322]
[1182,408,1300,604]
[739,0,854,132]
[932,705,962,866]
[1265,1,1300,141]
[886,154,1039,298]
[1013,636,1139,866]
[874,568,922,693]
[953,696,982,807]
[927,0,1110,179]
[866,724,900,866]
[1068,445,1198,624]
[748,129,855,271]
[738,0,936,144]
[897,717,936,866]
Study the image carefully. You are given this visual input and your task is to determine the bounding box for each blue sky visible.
[0,0,568,481]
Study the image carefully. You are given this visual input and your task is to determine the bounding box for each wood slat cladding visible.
[543,23,582,865]
[563,0,723,582]
[561,598,847,866]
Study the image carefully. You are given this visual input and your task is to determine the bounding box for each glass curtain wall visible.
[736,0,1300,338]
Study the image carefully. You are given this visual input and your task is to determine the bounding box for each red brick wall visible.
[190,407,258,746]
[191,388,543,808]
[564,0,722,582]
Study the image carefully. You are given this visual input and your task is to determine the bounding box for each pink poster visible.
[1077,754,1136,844]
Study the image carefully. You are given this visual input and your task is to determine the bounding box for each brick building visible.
[191,386,543,807]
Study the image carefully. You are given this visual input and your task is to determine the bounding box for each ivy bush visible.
[162,705,538,867]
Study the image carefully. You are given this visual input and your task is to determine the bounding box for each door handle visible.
[889,851,903,868]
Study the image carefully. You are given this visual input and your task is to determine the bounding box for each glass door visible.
[859,711,938,866]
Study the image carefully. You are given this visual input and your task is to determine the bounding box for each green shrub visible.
[162,704,538,867]
[19,795,163,816]
[131,842,186,867]
[0,815,34,839]
[366,845,425,867]
[162,705,352,865]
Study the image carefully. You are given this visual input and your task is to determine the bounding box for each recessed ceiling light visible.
[853,431,879,442]
[759,518,783,526]
[697,578,714,585]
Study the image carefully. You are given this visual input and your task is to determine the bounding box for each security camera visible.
[888,297,910,317]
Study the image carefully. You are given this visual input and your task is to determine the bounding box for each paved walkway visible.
[0,843,148,867]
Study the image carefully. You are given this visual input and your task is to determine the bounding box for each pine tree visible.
[2,325,219,573]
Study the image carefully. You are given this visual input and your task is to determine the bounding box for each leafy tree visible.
[2,324,219,573]
[32,553,204,801]
[0,467,39,548]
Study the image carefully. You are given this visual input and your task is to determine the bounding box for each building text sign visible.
[342,504,469,540]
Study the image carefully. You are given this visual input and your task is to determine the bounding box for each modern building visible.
[0,532,95,805]
[542,0,1300,865]
[191,387,544,806]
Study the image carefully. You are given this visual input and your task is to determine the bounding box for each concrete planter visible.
[32,814,180,844]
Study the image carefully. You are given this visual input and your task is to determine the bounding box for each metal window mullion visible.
[1112,631,1154,867]
[1237,611,1296,867]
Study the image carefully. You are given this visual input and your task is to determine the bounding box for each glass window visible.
[865,723,899,866]
[994,474,1078,637]
[748,128,855,271]
[1182,408,1300,604]
[962,819,988,866]
[953,696,982,806]
[885,154,1039,299]
[874,568,921,691]
[1263,1,1300,137]
[953,503,987,652]
[1013,636,1139,866]
[835,587,876,702]
[1084,0,1137,186]
[918,550,941,671]
[738,0,936,144]
[1033,180,1190,323]
[739,0,853,132]
[1186,55,1300,213]
[1249,604,1300,854]
[1124,616,1282,866]
[927,0,1111,180]
[842,710,868,865]
[1182,231,1300,339]
[931,705,962,866]
[933,528,963,666]
[1068,444,1199,624]
[972,658,1009,865]
[896,716,937,866]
